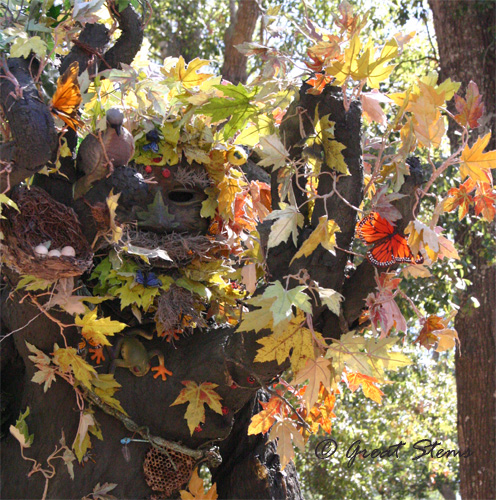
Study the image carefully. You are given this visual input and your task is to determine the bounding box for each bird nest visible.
[143,446,194,498]
[0,186,93,281]
[122,229,228,268]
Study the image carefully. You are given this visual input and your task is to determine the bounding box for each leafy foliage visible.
[1,0,494,494]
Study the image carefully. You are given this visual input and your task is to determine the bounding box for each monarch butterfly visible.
[135,270,162,288]
[357,212,423,267]
[50,61,83,131]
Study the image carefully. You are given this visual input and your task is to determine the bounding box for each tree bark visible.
[221,0,260,84]
[428,1,496,498]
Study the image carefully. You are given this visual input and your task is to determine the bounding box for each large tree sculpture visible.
[1,2,494,499]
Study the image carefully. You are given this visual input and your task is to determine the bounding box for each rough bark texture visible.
[221,0,260,84]
[0,58,58,191]
[428,1,496,498]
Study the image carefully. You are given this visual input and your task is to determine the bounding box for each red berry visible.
[194,425,203,433]
[230,383,238,390]
[145,165,153,173]
[247,376,256,384]
[222,406,229,415]
[162,168,171,178]
[152,157,162,163]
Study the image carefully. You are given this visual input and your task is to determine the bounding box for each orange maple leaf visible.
[306,74,333,95]
[346,372,385,404]
[307,385,336,434]
[444,178,476,220]
[415,315,459,352]
[248,395,285,435]
[473,182,496,222]
[305,51,325,72]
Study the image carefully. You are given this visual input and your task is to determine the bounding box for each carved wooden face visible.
[74,160,211,247]
[133,162,210,234]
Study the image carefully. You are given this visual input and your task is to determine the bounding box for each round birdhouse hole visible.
[0,186,93,280]
[143,446,194,497]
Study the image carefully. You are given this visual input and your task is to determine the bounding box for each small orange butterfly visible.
[50,61,83,131]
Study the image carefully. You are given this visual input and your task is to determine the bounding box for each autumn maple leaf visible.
[346,372,385,404]
[306,74,333,95]
[444,178,476,220]
[248,395,285,435]
[171,381,223,435]
[473,182,496,222]
[454,81,485,129]
[459,132,496,182]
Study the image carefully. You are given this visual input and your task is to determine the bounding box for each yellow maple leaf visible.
[326,33,362,85]
[106,190,123,244]
[75,308,127,347]
[53,345,96,389]
[255,313,324,373]
[357,38,398,88]
[291,216,340,264]
[459,133,496,182]
[171,381,223,435]
[409,82,446,149]
[174,56,213,89]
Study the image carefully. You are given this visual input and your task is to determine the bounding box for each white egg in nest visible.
[61,246,76,257]
[34,244,48,257]
[47,249,61,258]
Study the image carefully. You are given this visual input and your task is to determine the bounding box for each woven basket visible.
[0,186,93,280]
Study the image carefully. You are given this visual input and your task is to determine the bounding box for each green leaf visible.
[317,286,344,315]
[175,277,212,299]
[199,83,259,139]
[137,192,180,230]
[10,408,34,448]
[16,275,53,291]
[265,205,304,248]
[0,194,19,220]
[10,36,47,58]
[263,281,312,325]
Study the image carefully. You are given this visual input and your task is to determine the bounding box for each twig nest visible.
[0,186,93,280]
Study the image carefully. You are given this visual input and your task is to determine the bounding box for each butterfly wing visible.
[135,270,162,287]
[144,272,162,288]
[135,269,145,285]
[357,212,395,244]
[367,233,412,267]
[50,62,83,131]
[358,212,423,267]
[143,142,159,153]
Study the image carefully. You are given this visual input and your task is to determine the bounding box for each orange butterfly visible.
[50,61,83,131]
[357,212,424,267]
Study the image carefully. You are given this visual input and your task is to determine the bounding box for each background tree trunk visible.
[221,0,260,84]
[428,1,496,498]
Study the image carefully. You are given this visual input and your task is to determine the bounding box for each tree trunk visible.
[428,1,496,498]
[221,0,260,84]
